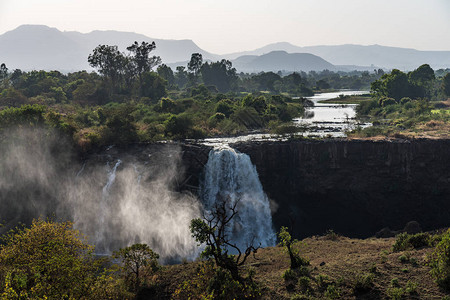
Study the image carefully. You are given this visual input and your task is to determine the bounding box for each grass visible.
[145,233,449,299]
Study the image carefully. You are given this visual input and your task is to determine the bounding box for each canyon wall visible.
[232,139,450,238]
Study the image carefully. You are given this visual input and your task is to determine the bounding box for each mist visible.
[0,127,201,261]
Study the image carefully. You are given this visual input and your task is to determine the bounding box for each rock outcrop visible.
[232,139,450,238]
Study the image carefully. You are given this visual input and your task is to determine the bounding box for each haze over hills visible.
[0,25,218,71]
[231,51,336,73]
[225,42,450,71]
[1,25,450,73]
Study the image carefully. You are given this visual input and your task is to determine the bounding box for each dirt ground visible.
[147,233,448,299]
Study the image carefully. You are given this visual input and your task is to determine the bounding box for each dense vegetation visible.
[348,64,450,138]
[0,41,388,151]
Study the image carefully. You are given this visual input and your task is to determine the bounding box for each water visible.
[197,90,371,146]
[200,146,276,251]
[293,90,372,137]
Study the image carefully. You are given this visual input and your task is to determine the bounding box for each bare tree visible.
[190,197,259,282]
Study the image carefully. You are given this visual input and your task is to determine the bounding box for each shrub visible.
[278,226,310,270]
[324,284,340,299]
[298,276,311,291]
[405,280,418,294]
[0,219,104,299]
[316,274,331,291]
[391,277,400,287]
[430,229,450,289]
[387,287,404,300]
[392,232,430,252]
[283,269,298,281]
[324,229,339,241]
[174,261,260,300]
[353,273,374,294]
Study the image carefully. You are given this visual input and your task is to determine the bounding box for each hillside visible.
[2,25,450,72]
[0,25,218,71]
[225,42,450,70]
[232,51,336,73]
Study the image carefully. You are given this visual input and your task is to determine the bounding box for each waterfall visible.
[200,146,276,251]
[95,159,122,253]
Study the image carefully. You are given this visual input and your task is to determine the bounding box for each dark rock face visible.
[232,139,450,239]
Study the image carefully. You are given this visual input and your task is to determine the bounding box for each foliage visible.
[443,73,450,97]
[324,284,340,299]
[392,232,430,252]
[0,219,102,299]
[173,261,260,300]
[430,229,450,289]
[190,198,259,283]
[353,273,374,294]
[278,226,309,269]
[387,287,404,300]
[113,243,159,292]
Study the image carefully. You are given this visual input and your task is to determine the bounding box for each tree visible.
[0,63,7,83]
[157,64,175,88]
[408,64,435,98]
[200,59,238,92]
[371,69,410,101]
[187,53,203,85]
[140,71,167,100]
[187,53,203,76]
[190,198,259,283]
[88,45,126,94]
[175,66,188,89]
[114,244,159,292]
[443,73,450,98]
[126,41,162,95]
[278,226,309,270]
[0,219,101,299]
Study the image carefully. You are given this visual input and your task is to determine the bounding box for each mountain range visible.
[1,25,450,73]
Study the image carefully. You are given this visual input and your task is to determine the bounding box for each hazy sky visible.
[1,0,450,54]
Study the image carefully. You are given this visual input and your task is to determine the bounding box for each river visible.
[293,90,372,137]
[200,90,370,146]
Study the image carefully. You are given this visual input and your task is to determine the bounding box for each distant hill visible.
[231,51,336,73]
[0,25,218,71]
[1,25,449,72]
[225,42,450,70]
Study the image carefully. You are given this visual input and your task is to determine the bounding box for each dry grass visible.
[148,234,448,299]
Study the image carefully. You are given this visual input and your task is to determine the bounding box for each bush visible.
[392,232,430,252]
[174,261,260,300]
[324,284,340,299]
[387,287,404,300]
[278,226,310,270]
[353,273,374,294]
[430,229,450,289]
[298,276,310,291]
[0,219,104,299]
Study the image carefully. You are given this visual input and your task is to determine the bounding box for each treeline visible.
[0,42,310,150]
[2,41,445,148]
[351,64,450,138]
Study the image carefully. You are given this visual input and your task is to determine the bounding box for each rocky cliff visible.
[232,139,450,238]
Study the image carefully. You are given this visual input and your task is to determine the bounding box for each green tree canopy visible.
[442,73,450,97]
[0,219,101,299]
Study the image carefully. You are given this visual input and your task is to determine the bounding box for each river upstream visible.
[202,90,370,146]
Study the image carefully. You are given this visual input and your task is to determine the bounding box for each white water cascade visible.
[96,159,122,252]
[200,146,276,251]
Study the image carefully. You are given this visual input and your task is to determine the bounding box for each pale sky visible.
[1,0,450,54]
